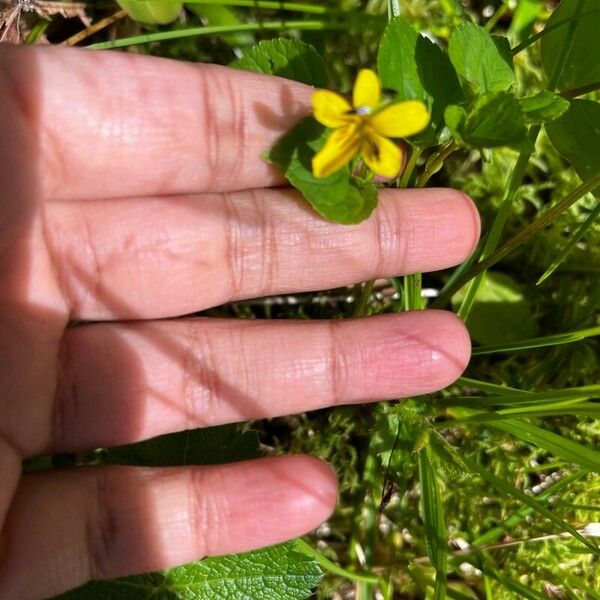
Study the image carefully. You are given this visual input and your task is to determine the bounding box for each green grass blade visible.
[87,20,347,50]
[418,445,447,600]
[442,401,600,425]
[537,201,600,284]
[471,325,600,355]
[461,455,600,555]
[455,377,530,395]
[489,419,600,473]
[471,469,588,546]
[479,566,550,600]
[439,384,600,407]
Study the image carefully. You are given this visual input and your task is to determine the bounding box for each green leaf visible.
[448,23,516,94]
[452,272,536,345]
[461,455,600,555]
[509,0,544,40]
[520,91,570,124]
[445,93,526,148]
[187,4,254,47]
[55,541,322,599]
[264,117,378,224]
[417,445,448,599]
[378,17,464,134]
[103,425,261,467]
[546,99,600,194]
[116,1,182,24]
[231,38,328,87]
[378,17,424,102]
[541,0,600,92]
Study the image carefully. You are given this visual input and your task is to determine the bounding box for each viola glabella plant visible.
[311,68,430,179]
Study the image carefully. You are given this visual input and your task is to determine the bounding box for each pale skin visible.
[0,45,480,599]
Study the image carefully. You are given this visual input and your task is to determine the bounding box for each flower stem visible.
[353,280,375,317]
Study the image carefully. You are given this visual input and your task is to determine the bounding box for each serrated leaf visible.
[55,541,322,600]
[520,91,570,124]
[378,17,424,101]
[445,93,526,148]
[378,17,464,135]
[448,23,516,94]
[264,117,378,224]
[116,1,182,24]
[540,0,600,93]
[545,99,600,195]
[103,425,261,467]
[231,38,328,87]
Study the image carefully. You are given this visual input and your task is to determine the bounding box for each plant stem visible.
[415,141,458,188]
[433,172,600,309]
[454,127,541,319]
[184,0,335,13]
[353,280,375,317]
[63,9,127,46]
[511,8,600,55]
[87,19,359,49]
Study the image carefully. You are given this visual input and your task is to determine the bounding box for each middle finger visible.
[45,187,480,320]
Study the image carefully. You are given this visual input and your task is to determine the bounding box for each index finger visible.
[1,45,312,201]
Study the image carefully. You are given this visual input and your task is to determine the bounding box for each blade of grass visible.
[418,444,447,600]
[293,539,380,586]
[460,455,600,555]
[479,566,551,600]
[472,469,588,546]
[488,419,600,473]
[455,376,530,395]
[434,173,600,311]
[438,384,600,407]
[537,201,600,284]
[472,325,600,355]
[86,19,353,50]
[440,401,600,425]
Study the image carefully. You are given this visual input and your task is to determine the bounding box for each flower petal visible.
[360,131,404,178]
[369,100,430,138]
[353,69,381,110]
[312,125,360,178]
[312,90,353,128]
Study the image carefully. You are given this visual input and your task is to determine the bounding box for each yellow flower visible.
[311,69,430,179]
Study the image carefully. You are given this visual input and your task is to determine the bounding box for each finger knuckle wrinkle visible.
[198,68,248,190]
[87,472,120,580]
[222,194,245,301]
[189,468,229,557]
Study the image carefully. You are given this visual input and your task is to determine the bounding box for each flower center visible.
[354,106,373,116]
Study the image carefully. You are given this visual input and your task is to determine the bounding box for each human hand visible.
[0,46,479,599]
